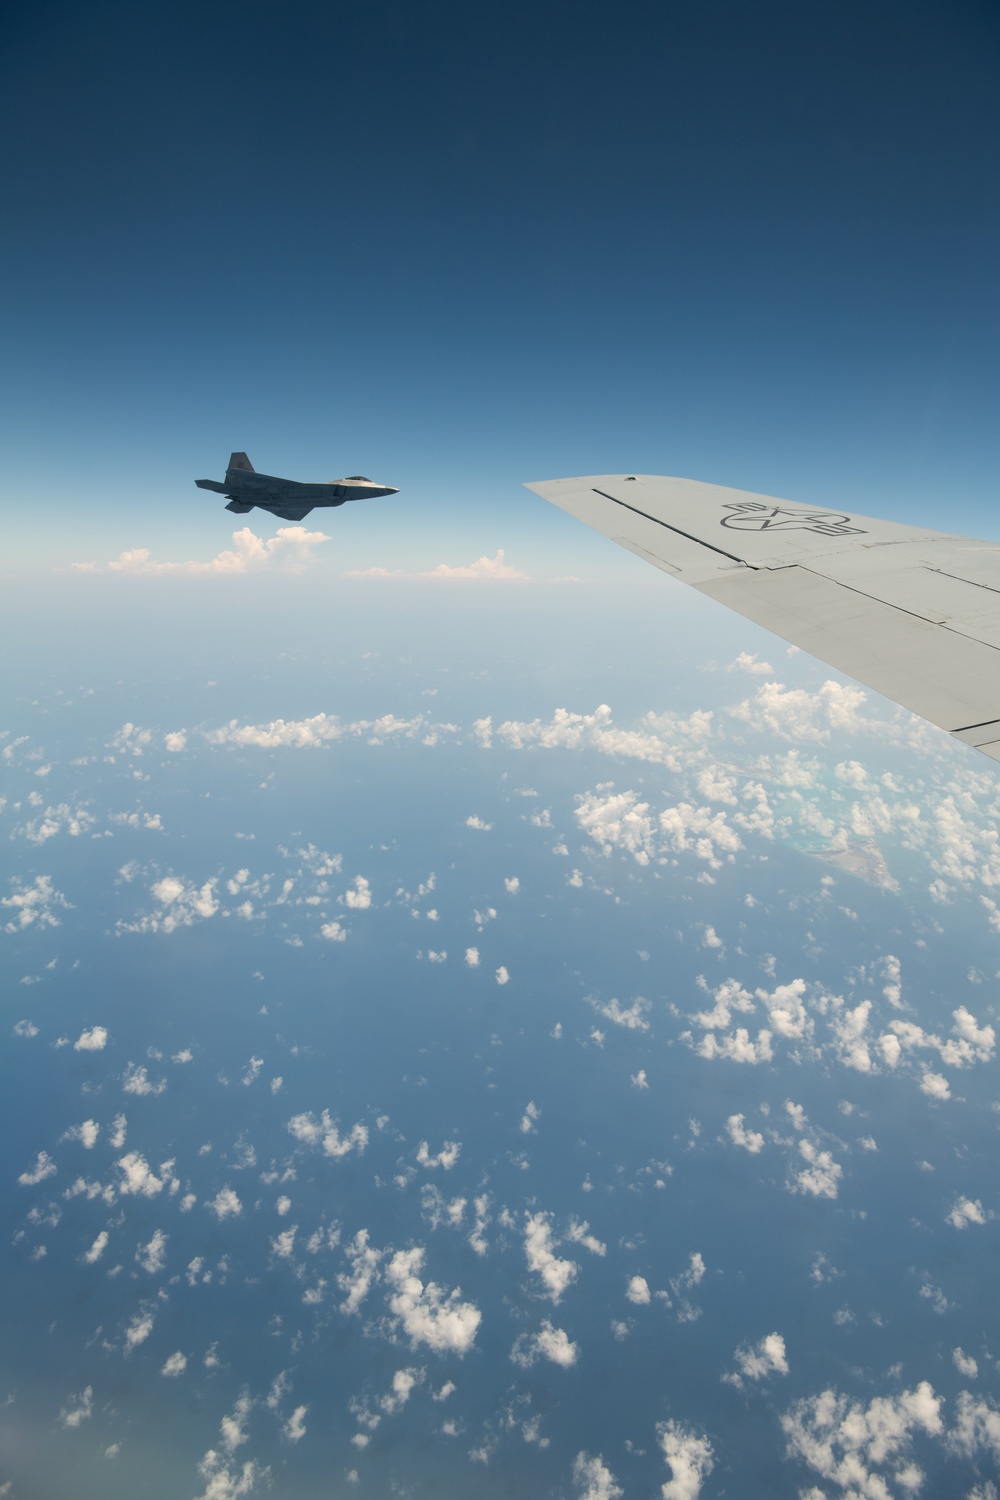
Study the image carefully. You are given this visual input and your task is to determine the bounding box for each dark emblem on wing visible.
[720,502,867,536]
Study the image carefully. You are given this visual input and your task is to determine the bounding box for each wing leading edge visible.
[525,474,1000,762]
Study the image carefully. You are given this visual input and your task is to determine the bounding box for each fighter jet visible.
[526,473,1000,764]
[196,453,398,522]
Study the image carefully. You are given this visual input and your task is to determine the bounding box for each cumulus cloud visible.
[206,1187,242,1220]
[416,1139,461,1170]
[124,1308,155,1355]
[83,1230,109,1264]
[338,1229,382,1315]
[725,1114,765,1154]
[723,1332,789,1388]
[595,996,650,1031]
[384,1246,481,1354]
[119,875,220,935]
[136,1228,168,1274]
[61,1386,94,1428]
[512,1321,579,1369]
[285,1405,308,1443]
[572,1453,623,1500]
[346,549,529,581]
[790,1139,843,1199]
[18,1151,56,1186]
[287,1111,369,1159]
[61,1119,99,1149]
[524,1213,579,1303]
[626,1276,651,1305]
[343,876,372,910]
[117,1152,173,1197]
[162,1351,187,1377]
[658,1419,715,1500]
[781,1381,942,1496]
[74,1026,108,1051]
[2,874,71,932]
[495,966,510,985]
[122,1061,167,1095]
[947,1196,987,1229]
[76,525,331,575]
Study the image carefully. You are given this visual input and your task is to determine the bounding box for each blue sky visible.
[3,0,999,574]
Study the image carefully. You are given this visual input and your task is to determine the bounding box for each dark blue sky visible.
[4,0,999,567]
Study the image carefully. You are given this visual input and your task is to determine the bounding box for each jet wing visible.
[260,503,314,522]
[525,474,1000,762]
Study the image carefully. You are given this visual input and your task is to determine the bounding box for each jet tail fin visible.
[228,452,254,472]
[196,478,228,493]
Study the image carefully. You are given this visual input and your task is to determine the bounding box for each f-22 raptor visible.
[196,453,398,522]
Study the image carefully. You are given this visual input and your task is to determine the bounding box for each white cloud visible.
[626,1276,651,1305]
[164,731,187,752]
[511,1321,579,1369]
[466,814,493,831]
[347,549,529,581]
[287,1111,368,1159]
[725,1114,765,1154]
[343,876,372,910]
[920,1070,951,1100]
[124,1309,155,1355]
[416,1139,461,1170]
[79,525,331,575]
[949,1391,1000,1463]
[136,1228,168,1274]
[380,1367,424,1414]
[61,1119,99,1149]
[384,1247,481,1354]
[464,947,480,967]
[658,1419,715,1500]
[13,1019,39,1038]
[729,678,870,744]
[495,966,510,985]
[120,875,220,935]
[524,1213,578,1303]
[74,1026,108,1052]
[122,1061,167,1095]
[83,1230,109,1264]
[18,1151,56,1186]
[61,1386,94,1428]
[2,874,71,932]
[954,1348,979,1378]
[573,1451,623,1500]
[284,1406,308,1443]
[117,1152,171,1197]
[790,1139,843,1199]
[220,1391,253,1452]
[320,920,346,942]
[504,876,520,893]
[723,1332,789,1388]
[520,1101,540,1134]
[782,1381,942,1496]
[193,1451,268,1500]
[595,996,650,1031]
[947,1196,987,1229]
[338,1229,382,1315]
[631,1069,649,1089]
[162,1351,187,1377]
[207,1187,242,1221]
[728,650,774,675]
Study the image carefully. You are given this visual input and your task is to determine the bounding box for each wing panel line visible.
[590,489,752,567]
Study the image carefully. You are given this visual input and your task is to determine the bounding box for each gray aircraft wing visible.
[260,503,314,522]
[525,474,1000,762]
